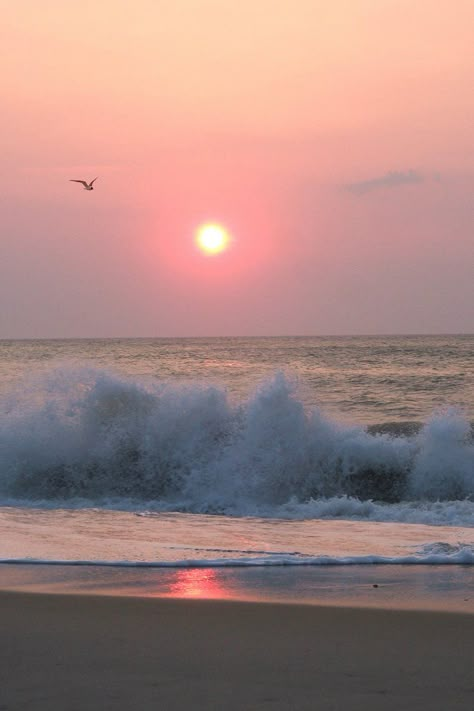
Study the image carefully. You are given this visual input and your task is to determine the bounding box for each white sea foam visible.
[1,368,473,525]
[1,545,473,568]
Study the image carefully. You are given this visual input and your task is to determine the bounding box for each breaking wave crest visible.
[1,369,473,523]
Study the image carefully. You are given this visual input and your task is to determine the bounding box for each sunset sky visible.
[1,0,473,337]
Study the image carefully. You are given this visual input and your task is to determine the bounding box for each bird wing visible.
[89,177,99,186]
[70,180,89,187]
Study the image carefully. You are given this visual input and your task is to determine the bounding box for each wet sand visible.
[1,562,473,612]
[1,591,473,710]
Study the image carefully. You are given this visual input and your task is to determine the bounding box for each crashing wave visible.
[1,369,473,515]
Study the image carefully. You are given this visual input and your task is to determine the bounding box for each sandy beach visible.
[1,591,473,711]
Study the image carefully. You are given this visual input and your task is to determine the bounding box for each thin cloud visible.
[344,170,423,195]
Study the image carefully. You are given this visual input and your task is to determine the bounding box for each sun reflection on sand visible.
[164,568,231,600]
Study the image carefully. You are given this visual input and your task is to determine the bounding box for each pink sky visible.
[1,0,473,337]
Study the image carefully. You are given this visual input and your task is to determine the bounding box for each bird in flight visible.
[69,177,98,191]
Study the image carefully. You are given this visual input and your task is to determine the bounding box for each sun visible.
[195,223,231,255]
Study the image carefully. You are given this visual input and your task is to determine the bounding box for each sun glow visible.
[195,223,231,255]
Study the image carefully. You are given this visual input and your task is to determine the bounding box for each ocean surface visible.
[0,336,473,601]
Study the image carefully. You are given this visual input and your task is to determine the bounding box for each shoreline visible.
[1,562,473,614]
[2,590,474,710]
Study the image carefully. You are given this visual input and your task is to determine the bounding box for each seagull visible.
[69,177,98,191]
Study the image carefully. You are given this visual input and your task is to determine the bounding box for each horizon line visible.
[1,332,473,342]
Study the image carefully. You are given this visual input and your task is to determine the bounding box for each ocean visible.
[0,336,473,604]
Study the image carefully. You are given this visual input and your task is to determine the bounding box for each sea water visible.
[0,336,473,604]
